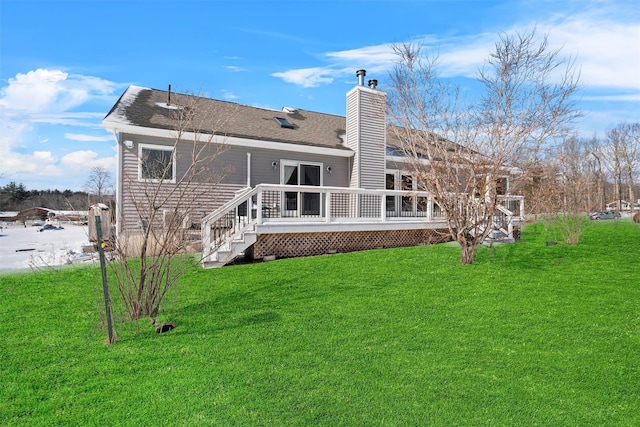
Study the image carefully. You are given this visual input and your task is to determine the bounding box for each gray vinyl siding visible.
[119,134,245,232]
[247,147,349,188]
[118,133,350,232]
[119,181,242,232]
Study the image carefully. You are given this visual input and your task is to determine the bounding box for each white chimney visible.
[346,69,386,190]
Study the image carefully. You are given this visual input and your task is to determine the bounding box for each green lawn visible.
[1,220,639,426]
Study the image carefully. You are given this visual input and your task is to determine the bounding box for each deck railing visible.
[202,184,524,232]
[252,184,447,223]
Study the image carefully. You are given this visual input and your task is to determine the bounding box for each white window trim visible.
[138,143,176,183]
[385,169,420,190]
[279,160,324,217]
[279,160,324,187]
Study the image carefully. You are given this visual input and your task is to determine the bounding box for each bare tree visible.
[108,91,233,321]
[605,122,640,211]
[532,135,594,244]
[387,29,581,264]
[84,166,114,209]
[585,136,607,212]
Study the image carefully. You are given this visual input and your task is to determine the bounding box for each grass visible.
[1,220,639,425]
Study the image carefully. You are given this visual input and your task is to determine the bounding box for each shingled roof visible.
[103,85,357,152]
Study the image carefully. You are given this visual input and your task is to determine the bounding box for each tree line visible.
[526,123,640,217]
[0,182,92,212]
[0,167,115,212]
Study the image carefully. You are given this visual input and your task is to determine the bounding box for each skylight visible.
[275,117,295,129]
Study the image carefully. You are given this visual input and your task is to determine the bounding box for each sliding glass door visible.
[282,161,322,217]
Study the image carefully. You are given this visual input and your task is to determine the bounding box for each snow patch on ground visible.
[0,224,98,273]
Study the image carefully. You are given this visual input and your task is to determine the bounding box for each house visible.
[103,70,524,267]
[606,200,634,211]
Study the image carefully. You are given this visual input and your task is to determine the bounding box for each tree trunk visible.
[459,240,476,265]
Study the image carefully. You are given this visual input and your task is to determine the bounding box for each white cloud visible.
[581,94,640,102]
[0,150,62,178]
[30,112,106,127]
[226,66,246,72]
[325,44,397,69]
[544,18,640,90]
[64,133,113,142]
[0,69,68,112]
[0,68,121,188]
[271,67,336,88]
[0,69,117,113]
[60,150,99,167]
[271,5,639,96]
[222,90,239,100]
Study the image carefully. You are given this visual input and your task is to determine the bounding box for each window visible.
[385,173,396,212]
[401,174,414,213]
[275,117,295,129]
[139,144,175,182]
[496,177,508,196]
[386,169,429,217]
[281,161,322,216]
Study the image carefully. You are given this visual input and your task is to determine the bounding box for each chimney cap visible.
[368,79,378,89]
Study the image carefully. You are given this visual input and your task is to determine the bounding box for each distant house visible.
[7,207,88,225]
[0,211,19,222]
[103,70,524,267]
[606,200,632,211]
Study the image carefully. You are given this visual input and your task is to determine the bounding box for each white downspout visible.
[246,152,251,188]
[111,130,123,236]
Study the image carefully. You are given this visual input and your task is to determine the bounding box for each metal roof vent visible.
[368,79,378,89]
[356,69,366,86]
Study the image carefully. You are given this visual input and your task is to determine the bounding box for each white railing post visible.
[256,189,263,225]
[381,192,386,222]
[325,191,331,223]
[202,217,211,262]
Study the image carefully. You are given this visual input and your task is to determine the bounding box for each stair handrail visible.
[201,186,257,224]
[201,186,259,263]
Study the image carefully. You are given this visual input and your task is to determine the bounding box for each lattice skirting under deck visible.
[248,228,453,260]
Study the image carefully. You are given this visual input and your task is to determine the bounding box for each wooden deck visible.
[201,184,525,267]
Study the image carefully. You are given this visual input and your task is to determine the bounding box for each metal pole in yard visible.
[95,214,114,344]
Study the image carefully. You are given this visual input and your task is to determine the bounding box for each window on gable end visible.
[139,143,176,183]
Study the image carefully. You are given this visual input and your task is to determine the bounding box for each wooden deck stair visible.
[201,187,260,268]
[202,227,257,268]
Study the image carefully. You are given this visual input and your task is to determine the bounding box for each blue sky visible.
[1,0,639,192]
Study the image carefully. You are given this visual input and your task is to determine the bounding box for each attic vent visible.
[275,117,295,129]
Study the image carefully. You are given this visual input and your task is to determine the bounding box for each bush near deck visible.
[1,220,638,426]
